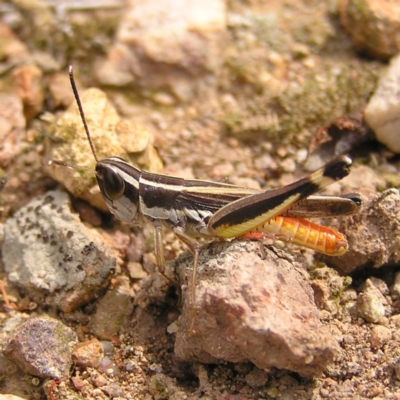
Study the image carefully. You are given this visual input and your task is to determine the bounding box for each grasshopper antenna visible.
[47,159,91,172]
[68,65,99,163]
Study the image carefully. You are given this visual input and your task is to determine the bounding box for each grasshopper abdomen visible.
[256,216,348,256]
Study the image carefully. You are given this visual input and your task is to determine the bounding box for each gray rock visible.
[173,240,340,378]
[2,190,116,312]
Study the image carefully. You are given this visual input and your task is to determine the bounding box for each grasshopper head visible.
[67,67,143,225]
[95,157,142,225]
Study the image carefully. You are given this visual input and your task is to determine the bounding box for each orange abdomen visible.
[255,216,348,256]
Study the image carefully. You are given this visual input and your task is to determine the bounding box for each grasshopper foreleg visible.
[172,227,201,304]
[173,227,201,332]
[154,221,201,308]
[153,221,180,287]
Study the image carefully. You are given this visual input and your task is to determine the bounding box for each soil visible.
[1,1,400,399]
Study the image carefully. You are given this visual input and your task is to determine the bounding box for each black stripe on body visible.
[286,193,362,218]
[139,170,184,210]
[340,192,363,206]
[174,190,241,215]
[210,156,352,231]
[140,172,257,214]
[211,181,320,230]
[322,156,351,180]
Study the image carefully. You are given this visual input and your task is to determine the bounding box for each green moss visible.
[221,2,382,149]
[150,379,169,400]
[221,58,379,147]
[266,386,281,398]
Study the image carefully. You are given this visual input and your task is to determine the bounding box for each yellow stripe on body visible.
[212,192,303,238]
[209,164,337,239]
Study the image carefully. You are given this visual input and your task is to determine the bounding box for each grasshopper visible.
[54,67,361,308]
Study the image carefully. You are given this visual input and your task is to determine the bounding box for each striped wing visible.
[207,156,353,238]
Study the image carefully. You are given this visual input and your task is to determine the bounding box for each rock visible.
[149,373,186,399]
[328,189,400,274]
[71,338,104,368]
[98,356,119,376]
[0,23,30,67]
[245,367,269,388]
[12,64,44,122]
[47,72,75,109]
[369,325,391,348]
[369,277,389,296]
[101,383,124,397]
[3,316,78,379]
[357,279,387,323]
[2,190,116,312]
[173,241,340,378]
[88,280,134,338]
[97,0,227,101]
[91,374,108,388]
[390,271,400,299]
[127,260,148,279]
[0,94,25,166]
[339,0,400,60]
[394,362,400,380]
[46,87,163,211]
[310,267,351,314]
[365,54,400,153]
[71,376,87,392]
[333,164,386,192]
[1,2,122,68]
[0,93,25,140]
[0,353,40,398]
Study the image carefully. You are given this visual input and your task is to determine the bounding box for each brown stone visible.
[173,241,340,378]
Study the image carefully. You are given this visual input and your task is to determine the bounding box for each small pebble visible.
[339,0,400,60]
[72,338,104,368]
[357,279,387,323]
[370,325,391,348]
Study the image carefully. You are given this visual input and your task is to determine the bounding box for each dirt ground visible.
[1,0,400,399]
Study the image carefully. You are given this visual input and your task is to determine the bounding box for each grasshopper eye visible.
[102,167,125,200]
